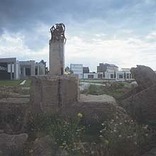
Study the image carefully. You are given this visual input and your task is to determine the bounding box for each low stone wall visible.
[30,75,79,113]
[0,99,29,133]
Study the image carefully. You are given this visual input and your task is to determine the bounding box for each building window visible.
[88,75,94,79]
[25,68,31,76]
[98,74,102,79]
[110,74,114,79]
[119,74,123,79]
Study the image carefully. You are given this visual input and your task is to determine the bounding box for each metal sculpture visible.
[50,23,66,43]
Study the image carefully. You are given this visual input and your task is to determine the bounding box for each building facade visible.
[83,67,89,74]
[97,63,118,77]
[83,72,103,79]
[70,64,83,79]
[0,58,46,80]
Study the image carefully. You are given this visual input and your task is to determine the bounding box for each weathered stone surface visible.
[0,102,28,133]
[120,65,156,124]
[31,135,68,156]
[0,133,28,156]
[31,135,54,156]
[131,65,156,90]
[49,23,66,76]
[63,94,128,124]
[142,147,156,156]
[30,75,79,114]
[122,84,156,123]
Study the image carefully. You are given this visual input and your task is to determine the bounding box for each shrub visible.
[99,117,150,156]
[26,112,151,156]
[26,113,84,155]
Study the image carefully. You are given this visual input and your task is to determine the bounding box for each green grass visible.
[81,82,132,99]
[0,79,31,87]
[0,80,23,86]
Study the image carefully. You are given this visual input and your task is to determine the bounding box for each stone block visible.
[131,65,156,90]
[30,75,79,113]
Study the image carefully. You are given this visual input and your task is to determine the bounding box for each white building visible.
[116,68,133,81]
[83,72,103,79]
[105,68,133,81]
[104,64,119,79]
[70,64,83,79]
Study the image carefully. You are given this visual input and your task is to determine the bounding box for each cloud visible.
[0,0,156,71]
[65,33,156,71]
[0,30,48,62]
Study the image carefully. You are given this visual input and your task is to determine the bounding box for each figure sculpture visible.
[50,23,66,43]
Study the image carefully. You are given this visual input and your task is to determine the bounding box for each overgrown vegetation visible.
[26,113,84,155]
[0,79,31,99]
[81,82,132,99]
[26,113,151,156]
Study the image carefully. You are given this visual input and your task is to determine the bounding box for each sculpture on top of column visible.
[50,23,66,43]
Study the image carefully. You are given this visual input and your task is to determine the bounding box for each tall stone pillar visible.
[30,23,79,114]
[49,23,66,76]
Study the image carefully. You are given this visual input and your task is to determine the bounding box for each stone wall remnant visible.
[131,65,156,90]
[121,65,156,124]
[30,75,79,114]
[0,133,28,155]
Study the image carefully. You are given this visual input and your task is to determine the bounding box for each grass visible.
[81,82,132,99]
[0,79,31,87]
[0,80,23,86]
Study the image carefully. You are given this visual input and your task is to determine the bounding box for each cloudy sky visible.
[0,0,156,71]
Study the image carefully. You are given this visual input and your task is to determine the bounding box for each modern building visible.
[83,67,89,74]
[70,64,83,79]
[105,68,133,81]
[116,68,133,81]
[0,58,46,80]
[0,58,18,80]
[97,63,118,77]
[83,72,103,79]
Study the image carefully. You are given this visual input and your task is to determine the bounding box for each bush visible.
[98,118,150,156]
[26,113,151,156]
[26,113,84,155]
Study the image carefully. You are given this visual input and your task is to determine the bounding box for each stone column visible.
[49,40,64,76]
[49,23,66,76]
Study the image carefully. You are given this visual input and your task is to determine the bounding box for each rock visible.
[63,94,129,125]
[0,133,28,156]
[131,65,156,90]
[141,147,156,156]
[122,84,156,123]
[121,65,156,124]
[130,81,138,88]
[30,75,79,114]
[31,135,68,156]
[31,135,54,156]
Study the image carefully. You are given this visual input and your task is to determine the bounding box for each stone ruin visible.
[121,65,156,124]
[30,75,79,113]
[30,23,79,114]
